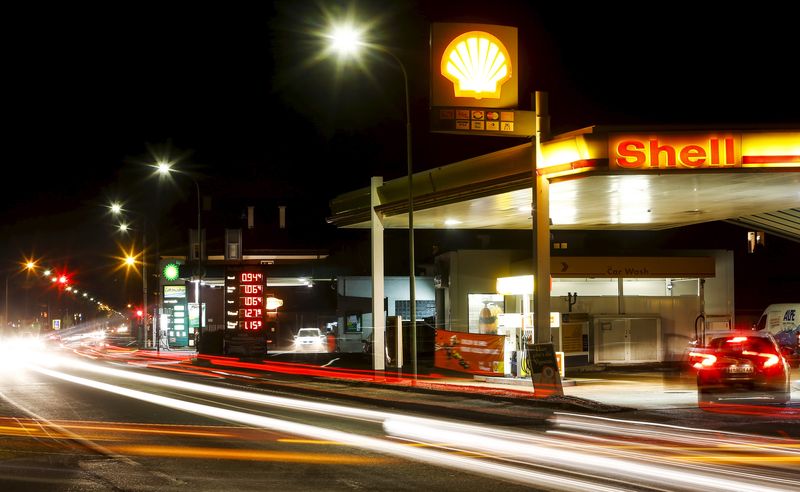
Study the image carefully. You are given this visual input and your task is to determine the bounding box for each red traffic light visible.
[136,309,144,317]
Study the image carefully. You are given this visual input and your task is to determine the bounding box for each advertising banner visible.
[435,330,504,376]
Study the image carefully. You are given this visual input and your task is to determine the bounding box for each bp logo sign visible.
[163,263,180,281]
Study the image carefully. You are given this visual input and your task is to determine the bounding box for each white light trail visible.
[30,365,626,492]
[26,356,800,492]
[384,418,796,492]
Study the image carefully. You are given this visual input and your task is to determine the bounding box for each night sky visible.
[3,1,799,313]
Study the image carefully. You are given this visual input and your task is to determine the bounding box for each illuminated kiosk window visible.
[495,275,561,333]
[468,294,504,334]
[441,31,512,100]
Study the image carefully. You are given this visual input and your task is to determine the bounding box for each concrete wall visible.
[703,249,735,325]
[337,276,435,317]
[443,250,516,331]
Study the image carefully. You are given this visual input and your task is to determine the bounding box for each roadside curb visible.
[189,357,629,414]
[333,378,629,413]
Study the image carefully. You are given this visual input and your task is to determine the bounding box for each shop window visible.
[468,294,504,334]
[345,312,362,334]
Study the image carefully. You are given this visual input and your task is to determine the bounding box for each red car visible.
[690,331,792,405]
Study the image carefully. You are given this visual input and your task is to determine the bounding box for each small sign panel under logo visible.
[431,107,532,137]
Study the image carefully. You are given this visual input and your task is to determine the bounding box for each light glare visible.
[330,24,362,55]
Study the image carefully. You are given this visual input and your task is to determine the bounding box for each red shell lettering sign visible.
[609,133,742,170]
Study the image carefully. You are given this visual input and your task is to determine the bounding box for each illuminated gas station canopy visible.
[329,126,800,241]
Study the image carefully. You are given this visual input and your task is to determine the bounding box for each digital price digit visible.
[242,308,263,318]
[241,284,263,294]
[242,296,262,307]
[240,272,264,283]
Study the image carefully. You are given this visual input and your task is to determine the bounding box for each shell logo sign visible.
[431,23,518,109]
[609,134,742,170]
[608,132,800,170]
[441,31,511,100]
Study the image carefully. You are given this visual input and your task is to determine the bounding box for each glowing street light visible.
[155,160,204,347]
[329,24,363,55]
[3,257,41,332]
[109,200,149,348]
[327,21,417,377]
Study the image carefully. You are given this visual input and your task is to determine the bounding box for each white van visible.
[755,303,799,364]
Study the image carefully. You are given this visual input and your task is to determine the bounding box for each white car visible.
[294,328,326,352]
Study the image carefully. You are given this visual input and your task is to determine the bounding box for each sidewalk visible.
[422,366,799,410]
[471,372,700,410]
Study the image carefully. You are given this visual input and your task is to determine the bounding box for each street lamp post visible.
[3,274,8,333]
[157,162,203,351]
[112,203,148,348]
[328,26,417,378]
[3,274,8,335]
[3,261,37,335]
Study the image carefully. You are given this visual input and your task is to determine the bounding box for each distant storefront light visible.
[266,297,284,310]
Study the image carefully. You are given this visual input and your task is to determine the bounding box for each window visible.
[225,229,242,260]
[345,313,362,333]
[228,242,240,260]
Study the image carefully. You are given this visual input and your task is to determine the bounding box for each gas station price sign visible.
[225,268,266,331]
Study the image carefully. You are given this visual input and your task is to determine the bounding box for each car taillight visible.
[689,352,716,369]
[742,350,780,368]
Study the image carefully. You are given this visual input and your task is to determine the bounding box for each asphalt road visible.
[1,354,542,491]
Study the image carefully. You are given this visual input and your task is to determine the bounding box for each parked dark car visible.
[690,331,791,405]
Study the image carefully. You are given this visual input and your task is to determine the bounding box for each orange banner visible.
[435,330,504,376]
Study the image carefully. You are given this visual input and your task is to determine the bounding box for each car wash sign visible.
[610,133,742,170]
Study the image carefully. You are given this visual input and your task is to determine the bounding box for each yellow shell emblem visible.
[441,31,512,100]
